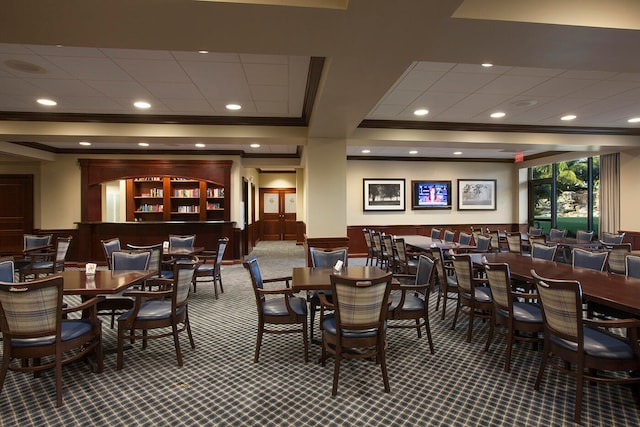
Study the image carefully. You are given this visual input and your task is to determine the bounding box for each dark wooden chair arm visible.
[263,276,292,288]
[63,295,104,314]
[583,317,640,329]
[257,288,296,296]
[318,292,334,309]
[123,289,172,299]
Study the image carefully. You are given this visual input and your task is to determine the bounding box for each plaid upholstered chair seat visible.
[389,293,423,312]
[458,286,492,303]
[549,327,636,359]
[262,297,307,317]
[11,319,95,348]
[495,302,542,323]
[120,300,186,321]
[322,314,383,338]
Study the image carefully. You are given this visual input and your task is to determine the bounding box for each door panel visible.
[0,175,34,257]
[259,188,296,241]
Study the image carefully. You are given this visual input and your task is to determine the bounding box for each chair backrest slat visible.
[485,263,511,311]
[452,255,474,294]
[532,271,581,341]
[331,273,392,330]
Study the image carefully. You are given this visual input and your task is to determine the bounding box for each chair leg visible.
[332,349,342,396]
[440,288,448,320]
[575,364,584,424]
[379,342,390,393]
[302,318,309,363]
[181,310,195,349]
[415,318,422,338]
[310,303,317,342]
[534,341,550,390]
[116,324,125,371]
[254,322,264,363]
[466,305,476,343]
[172,323,183,367]
[423,312,434,355]
[485,315,495,353]
[218,273,224,294]
[451,299,461,330]
[55,352,63,407]
[504,326,514,373]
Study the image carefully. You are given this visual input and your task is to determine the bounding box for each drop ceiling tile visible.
[559,70,618,80]
[522,77,600,97]
[395,70,447,91]
[161,98,215,113]
[250,85,288,102]
[114,58,191,83]
[142,82,205,99]
[506,67,564,77]
[43,56,132,81]
[172,51,240,62]
[0,53,73,79]
[100,48,174,60]
[380,89,420,105]
[476,75,549,95]
[0,43,34,55]
[573,80,640,99]
[239,53,289,64]
[255,100,289,115]
[451,63,511,74]
[428,72,498,93]
[611,72,640,82]
[413,62,456,72]
[0,77,41,96]
[410,91,468,114]
[85,80,153,99]
[27,78,105,98]
[367,104,406,118]
[243,63,288,86]
[28,45,106,58]
[63,96,124,111]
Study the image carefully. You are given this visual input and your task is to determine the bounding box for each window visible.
[529,157,599,237]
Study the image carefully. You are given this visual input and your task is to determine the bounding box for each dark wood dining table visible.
[469,252,640,317]
[60,269,156,295]
[291,266,394,291]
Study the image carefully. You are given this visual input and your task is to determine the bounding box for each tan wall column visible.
[304,138,347,237]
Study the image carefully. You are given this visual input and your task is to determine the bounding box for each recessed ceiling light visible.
[79,141,91,146]
[37,98,57,106]
[490,111,506,118]
[195,143,205,148]
[250,143,260,148]
[226,104,241,111]
[482,63,493,68]
[413,109,429,116]
[561,115,577,121]
[453,151,463,155]
[362,149,371,154]
[198,50,209,54]
[134,101,151,109]
[628,117,640,123]
[138,142,149,147]
[409,150,418,154]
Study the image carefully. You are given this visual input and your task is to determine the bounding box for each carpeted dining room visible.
[1,240,638,426]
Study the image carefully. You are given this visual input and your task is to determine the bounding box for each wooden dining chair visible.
[531,243,557,261]
[362,228,375,266]
[531,270,640,424]
[572,248,608,271]
[116,260,197,370]
[389,255,436,354]
[431,246,458,320]
[0,259,14,282]
[602,231,625,245]
[626,254,640,278]
[505,233,523,255]
[101,237,121,269]
[451,254,493,343]
[484,262,543,372]
[244,256,308,363]
[0,275,103,406]
[193,237,229,298]
[19,236,72,281]
[319,271,393,395]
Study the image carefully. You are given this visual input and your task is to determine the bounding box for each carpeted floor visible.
[1,241,639,426]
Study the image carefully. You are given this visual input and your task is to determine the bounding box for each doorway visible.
[0,175,34,256]
[259,188,297,241]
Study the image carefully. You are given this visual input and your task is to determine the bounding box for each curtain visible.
[599,153,620,237]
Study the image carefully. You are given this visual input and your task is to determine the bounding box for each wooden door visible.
[260,188,297,241]
[0,175,34,257]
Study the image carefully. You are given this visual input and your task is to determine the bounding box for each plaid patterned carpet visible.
[1,241,639,426]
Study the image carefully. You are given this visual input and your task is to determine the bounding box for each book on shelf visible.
[137,204,163,212]
[176,205,200,213]
[173,188,200,197]
[206,187,224,197]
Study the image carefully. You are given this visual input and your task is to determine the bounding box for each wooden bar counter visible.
[76,221,236,263]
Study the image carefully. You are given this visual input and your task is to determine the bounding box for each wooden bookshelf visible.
[127,177,226,222]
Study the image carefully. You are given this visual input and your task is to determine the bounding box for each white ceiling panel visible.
[476,75,550,95]
[43,56,132,81]
[141,82,205,100]
[428,72,498,93]
[243,63,288,86]
[85,80,153,99]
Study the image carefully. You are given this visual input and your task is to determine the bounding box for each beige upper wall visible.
[620,149,640,231]
[346,160,515,226]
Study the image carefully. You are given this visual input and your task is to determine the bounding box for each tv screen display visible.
[411,181,452,209]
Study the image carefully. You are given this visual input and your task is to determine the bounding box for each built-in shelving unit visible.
[127,176,226,222]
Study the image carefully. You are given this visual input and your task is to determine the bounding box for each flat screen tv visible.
[411,180,452,210]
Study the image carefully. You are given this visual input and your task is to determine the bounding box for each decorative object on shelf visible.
[457,179,497,211]
[363,178,405,212]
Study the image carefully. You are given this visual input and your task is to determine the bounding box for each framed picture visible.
[363,179,405,211]
[457,179,497,211]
